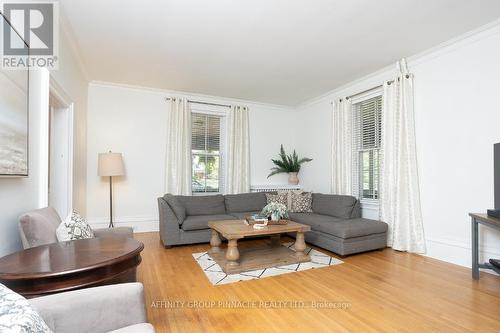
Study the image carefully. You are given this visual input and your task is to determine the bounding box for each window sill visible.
[360,199,379,211]
[192,192,222,196]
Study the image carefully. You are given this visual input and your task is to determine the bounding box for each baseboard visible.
[88,216,159,233]
[425,237,500,276]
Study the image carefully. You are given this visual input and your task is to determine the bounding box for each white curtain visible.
[331,98,353,195]
[165,97,192,195]
[226,105,250,194]
[380,59,426,253]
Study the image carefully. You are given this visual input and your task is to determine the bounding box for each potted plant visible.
[261,202,289,221]
[267,145,312,185]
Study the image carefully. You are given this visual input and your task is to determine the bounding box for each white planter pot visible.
[288,172,299,185]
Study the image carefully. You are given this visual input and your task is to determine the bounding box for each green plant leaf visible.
[298,157,313,164]
[267,145,312,177]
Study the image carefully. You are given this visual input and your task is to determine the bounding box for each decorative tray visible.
[244,217,289,225]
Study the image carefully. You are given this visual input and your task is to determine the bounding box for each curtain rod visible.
[164,97,231,108]
[331,75,410,104]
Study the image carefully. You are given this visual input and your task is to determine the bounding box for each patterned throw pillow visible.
[0,284,52,333]
[56,211,94,242]
[265,192,288,207]
[290,191,313,213]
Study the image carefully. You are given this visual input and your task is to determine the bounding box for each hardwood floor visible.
[135,232,500,332]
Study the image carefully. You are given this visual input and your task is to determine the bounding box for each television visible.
[487,143,500,218]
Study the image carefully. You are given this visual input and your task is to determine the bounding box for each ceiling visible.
[60,0,500,106]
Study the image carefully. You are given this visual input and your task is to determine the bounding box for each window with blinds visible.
[352,95,382,200]
[191,113,222,193]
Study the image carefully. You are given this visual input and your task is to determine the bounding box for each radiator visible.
[250,184,302,193]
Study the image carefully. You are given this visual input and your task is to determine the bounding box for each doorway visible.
[48,81,73,219]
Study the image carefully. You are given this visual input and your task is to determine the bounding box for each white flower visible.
[261,202,289,219]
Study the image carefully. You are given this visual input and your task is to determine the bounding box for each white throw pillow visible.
[0,284,52,332]
[56,211,94,242]
[56,214,72,242]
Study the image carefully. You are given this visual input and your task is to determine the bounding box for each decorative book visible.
[244,216,289,225]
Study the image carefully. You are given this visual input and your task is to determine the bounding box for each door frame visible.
[48,76,74,216]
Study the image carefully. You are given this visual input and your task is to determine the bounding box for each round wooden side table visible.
[0,237,144,298]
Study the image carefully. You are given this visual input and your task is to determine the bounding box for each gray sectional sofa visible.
[158,192,388,256]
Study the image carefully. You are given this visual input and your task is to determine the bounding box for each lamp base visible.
[108,175,114,228]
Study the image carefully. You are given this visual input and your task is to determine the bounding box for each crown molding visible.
[298,18,500,109]
[89,80,296,112]
[58,6,89,81]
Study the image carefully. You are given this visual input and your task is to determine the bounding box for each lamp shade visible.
[98,152,125,176]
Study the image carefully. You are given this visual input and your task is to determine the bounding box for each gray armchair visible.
[29,283,154,333]
[18,207,134,249]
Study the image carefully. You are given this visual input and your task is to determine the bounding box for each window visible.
[352,95,382,200]
[191,113,223,193]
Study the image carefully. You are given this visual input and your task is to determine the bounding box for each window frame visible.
[190,103,228,195]
[351,88,383,206]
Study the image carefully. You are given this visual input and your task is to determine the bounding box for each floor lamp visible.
[98,152,125,228]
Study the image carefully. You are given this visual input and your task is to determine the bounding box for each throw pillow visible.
[0,284,52,333]
[265,192,288,207]
[56,211,94,242]
[56,214,71,242]
[290,191,313,213]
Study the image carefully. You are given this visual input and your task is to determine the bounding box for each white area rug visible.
[192,242,344,285]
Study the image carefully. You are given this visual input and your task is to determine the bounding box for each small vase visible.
[271,212,280,221]
[288,172,299,185]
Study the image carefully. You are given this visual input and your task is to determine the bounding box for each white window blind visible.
[191,113,222,193]
[352,95,382,200]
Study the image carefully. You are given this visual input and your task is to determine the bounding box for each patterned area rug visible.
[192,242,344,285]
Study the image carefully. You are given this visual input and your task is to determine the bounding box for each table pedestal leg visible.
[209,230,221,254]
[270,234,281,247]
[294,232,307,258]
[226,239,240,267]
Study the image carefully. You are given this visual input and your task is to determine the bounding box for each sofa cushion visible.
[321,218,386,238]
[18,207,62,249]
[163,194,186,222]
[318,218,388,239]
[289,213,342,227]
[176,195,226,216]
[228,211,262,220]
[181,214,235,231]
[289,213,387,239]
[225,193,267,213]
[312,193,357,218]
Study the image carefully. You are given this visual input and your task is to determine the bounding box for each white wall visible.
[50,28,89,214]
[0,27,88,257]
[86,83,297,231]
[296,23,500,269]
[0,70,49,256]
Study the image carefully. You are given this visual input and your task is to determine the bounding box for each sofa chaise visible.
[158,192,387,256]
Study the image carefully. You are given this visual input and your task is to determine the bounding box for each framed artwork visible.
[0,13,29,177]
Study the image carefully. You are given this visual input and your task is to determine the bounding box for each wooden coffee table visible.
[0,237,144,298]
[207,220,311,274]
